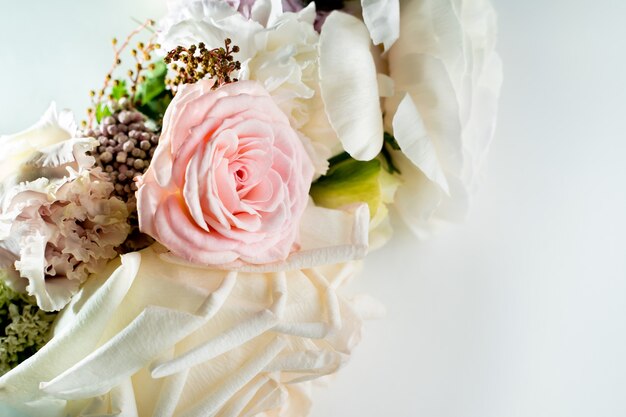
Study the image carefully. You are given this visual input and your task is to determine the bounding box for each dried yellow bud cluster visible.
[164,39,241,93]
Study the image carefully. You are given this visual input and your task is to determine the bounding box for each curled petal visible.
[392,94,449,195]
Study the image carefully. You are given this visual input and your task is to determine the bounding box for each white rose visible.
[0,246,382,417]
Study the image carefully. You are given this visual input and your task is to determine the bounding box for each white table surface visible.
[1,1,626,416]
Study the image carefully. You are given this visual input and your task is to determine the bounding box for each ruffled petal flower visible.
[0,107,129,311]
[0,169,130,312]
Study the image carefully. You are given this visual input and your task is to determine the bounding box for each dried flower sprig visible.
[85,19,160,128]
[164,39,241,94]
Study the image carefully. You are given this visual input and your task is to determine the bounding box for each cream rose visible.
[0,247,381,417]
[137,80,314,266]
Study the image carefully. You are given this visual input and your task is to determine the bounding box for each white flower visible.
[0,103,77,185]
[384,0,502,236]
[159,0,340,176]
[319,0,502,237]
[0,246,383,417]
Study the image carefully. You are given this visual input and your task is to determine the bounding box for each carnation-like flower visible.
[137,79,314,266]
[0,169,130,312]
[0,106,130,311]
[0,247,382,417]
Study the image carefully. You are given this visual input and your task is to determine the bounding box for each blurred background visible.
[1,1,625,416]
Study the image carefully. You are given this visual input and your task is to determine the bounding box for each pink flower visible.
[137,80,314,266]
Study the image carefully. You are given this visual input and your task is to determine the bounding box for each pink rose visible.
[137,80,314,265]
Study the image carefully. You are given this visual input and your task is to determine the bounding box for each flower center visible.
[235,168,248,182]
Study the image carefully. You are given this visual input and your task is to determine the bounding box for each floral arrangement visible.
[0,0,501,415]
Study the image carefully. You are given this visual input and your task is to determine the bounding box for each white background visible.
[1,1,626,416]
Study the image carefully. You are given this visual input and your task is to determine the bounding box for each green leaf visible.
[135,60,167,106]
[111,80,128,100]
[381,132,402,175]
[136,90,173,122]
[310,158,382,216]
[133,60,173,122]
[384,132,400,150]
[327,151,351,166]
[95,102,112,123]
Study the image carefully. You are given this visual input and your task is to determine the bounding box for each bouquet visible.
[0,0,501,415]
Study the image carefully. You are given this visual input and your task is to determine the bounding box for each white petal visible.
[0,103,77,183]
[319,12,383,161]
[385,54,464,176]
[391,152,444,239]
[41,307,212,398]
[392,94,450,194]
[26,137,97,171]
[0,253,140,409]
[41,269,237,399]
[361,0,400,51]
[296,2,316,25]
[249,0,282,27]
